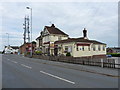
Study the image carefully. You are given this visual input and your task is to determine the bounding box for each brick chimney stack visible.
[51,24,55,27]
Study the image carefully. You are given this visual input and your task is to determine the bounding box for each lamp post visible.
[6,33,9,46]
[26,6,32,57]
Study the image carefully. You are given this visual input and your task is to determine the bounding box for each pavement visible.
[2,54,119,88]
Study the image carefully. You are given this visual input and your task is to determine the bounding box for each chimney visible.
[83,28,87,38]
[51,24,55,27]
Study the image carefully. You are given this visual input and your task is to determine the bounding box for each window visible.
[68,46,72,52]
[76,46,79,51]
[93,45,95,51]
[58,36,61,40]
[98,45,101,51]
[58,47,61,51]
[103,45,105,51]
[82,46,84,51]
[88,46,90,51]
[65,46,68,53]
[80,48,82,50]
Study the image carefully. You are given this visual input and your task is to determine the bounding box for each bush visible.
[66,52,71,56]
[27,52,30,55]
[35,51,42,55]
[107,53,120,57]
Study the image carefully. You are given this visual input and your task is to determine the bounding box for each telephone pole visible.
[6,33,9,46]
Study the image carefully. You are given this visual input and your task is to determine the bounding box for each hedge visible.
[107,53,120,57]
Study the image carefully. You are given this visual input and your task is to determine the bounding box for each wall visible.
[43,34,68,43]
[57,43,106,57]
[43,35,50,43]
[73,44,92,57]
[49,35,68,42]
[73,44,106,57]
[36,39,39,48]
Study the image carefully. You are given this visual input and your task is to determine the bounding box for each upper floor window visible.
[58,36,62,40]
[93,45,96,51]
[103,45,105,51]
[98,45,101,51]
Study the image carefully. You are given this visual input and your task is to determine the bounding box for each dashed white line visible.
[11,61,18,64]
[21,64,32,69]
[40,71,75,84]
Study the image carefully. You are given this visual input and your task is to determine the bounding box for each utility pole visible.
[26,6,32,57]
[27,16,30,42]
[6,33,9,46]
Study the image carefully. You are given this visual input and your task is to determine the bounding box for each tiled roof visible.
[55,37,106,45]
[11,46,19,49]
[45,24,68,36]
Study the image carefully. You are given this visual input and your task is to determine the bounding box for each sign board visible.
[50,43,54,48]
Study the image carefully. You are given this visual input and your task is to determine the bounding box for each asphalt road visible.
[2,54,118,88]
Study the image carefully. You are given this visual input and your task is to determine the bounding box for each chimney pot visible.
[83,28,87,38]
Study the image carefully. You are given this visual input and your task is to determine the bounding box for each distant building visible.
[19,42,36,55]
[107,47,120,53]
[4,45,19,54]
[36,24,69,55]
[55,28,106,57]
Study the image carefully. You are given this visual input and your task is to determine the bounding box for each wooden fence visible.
[30,55,120,69]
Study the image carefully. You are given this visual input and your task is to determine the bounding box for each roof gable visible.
[45,25,68,36]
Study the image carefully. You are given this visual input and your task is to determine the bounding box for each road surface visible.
[2,54,118,88]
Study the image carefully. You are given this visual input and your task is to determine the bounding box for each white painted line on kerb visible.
[21,64,32,69]
[40,71,75,84]
[11,61,18,64]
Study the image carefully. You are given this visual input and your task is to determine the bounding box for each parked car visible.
[106,55,112,57]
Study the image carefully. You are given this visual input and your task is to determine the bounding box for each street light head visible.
[26,7,30,9]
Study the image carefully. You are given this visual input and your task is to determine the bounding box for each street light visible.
[26,6,32,57]
[6,33,9,46]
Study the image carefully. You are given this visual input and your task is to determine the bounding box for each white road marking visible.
[21,64,32,69]
[40,71,75,84]
[11,61,17,63]
[7,59,10,61]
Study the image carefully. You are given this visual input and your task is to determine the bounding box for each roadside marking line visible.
[21,64,32,69]
[11,61,18,64]
[40,71,75,84]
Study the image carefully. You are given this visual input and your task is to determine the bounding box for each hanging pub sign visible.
[50,43,54,48]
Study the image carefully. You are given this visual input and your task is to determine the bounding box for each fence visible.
[31,55,120,69]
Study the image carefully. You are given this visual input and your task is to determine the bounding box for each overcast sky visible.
[0,1,118,51]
